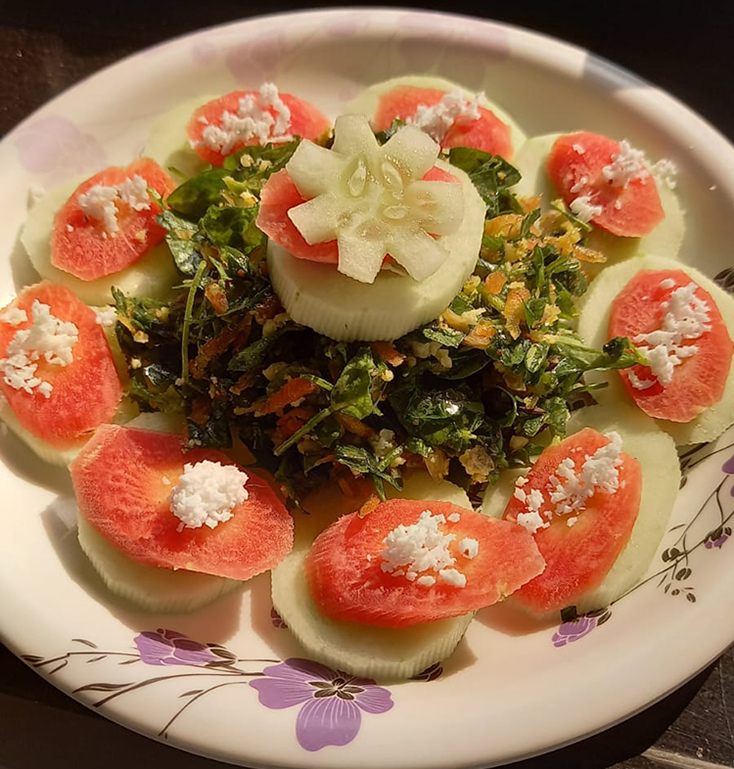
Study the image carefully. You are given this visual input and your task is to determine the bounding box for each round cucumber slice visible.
[512,133,685,267]
[481,403,679,617]
[267,158,486,341]
[21,180,179,306]
[272,473,474,680]
[344,75,527,156]
[77,514,242,613]
[577,254,734,445]
[143,96,214,179]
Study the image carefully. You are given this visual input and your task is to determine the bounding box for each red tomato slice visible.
[257,166,457,265]
[50,159,174,281]
[503,428,642,615]
[306,499,544,628]
[0,282,122,449]
[609,269,732,422]
[187,91,331,167]
[70,425,294,581]
[546,131,664,237]
[373,85,514,159]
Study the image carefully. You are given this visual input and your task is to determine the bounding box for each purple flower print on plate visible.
[191,38,219,66]
[134,629,221,667]
[225,34,287,85]
[722,454,734,475]
[271,607,288,629]
[250,658,393,751]
[552,608,611,648]
[14,116,107,180]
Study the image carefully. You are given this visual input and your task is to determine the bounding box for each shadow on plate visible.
[475,601,556,637]
[0,429,74,496]
[40,495,245,644]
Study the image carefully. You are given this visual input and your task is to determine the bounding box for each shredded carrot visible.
[484,214,523,239]
[255,378,318,416]
[484,271,507,296]
[358,494,381,518]
[503,286,530,340]
[371,341,405,367]
[462,321,496,349]
[276,406,315,438]
[204,282,229,314]
[335,413,375,438]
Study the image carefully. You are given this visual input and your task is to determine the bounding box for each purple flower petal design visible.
[552,615,597,648]
[225,34,287,85]
[14,116,107,180]
[296,696,362,752]
[250,658,393,751]
[191,39,219,65]
[722,454,734,474]
[134,629,220,667]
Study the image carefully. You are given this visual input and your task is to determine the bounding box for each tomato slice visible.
[187,90,331,167]
[503,428,642,615]
[609,269,732,422]
[51,159,174,281]
[306,499,544,628]
[257,166,457,265]
[373,85,514,159]
[546,131,664,237]
[70,425,294,581]
[0,282,122,448]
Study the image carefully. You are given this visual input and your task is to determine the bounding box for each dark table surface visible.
[2,2,734,768]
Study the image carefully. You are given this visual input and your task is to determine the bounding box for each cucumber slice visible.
[480,403,679,617]
[21,180,179,306]
[577,254,734,445]
[267,158,486,341]
[125,410,186,434]
[344,75,527,156]
[480,469,525,519]
[512,133,685,268]
[77,513,241,613]
[387,472,472,509]
[142,96,214,179]
[272,474,474,681]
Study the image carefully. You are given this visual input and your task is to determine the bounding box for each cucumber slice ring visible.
[577,254,734,445]
[267,159,486,341]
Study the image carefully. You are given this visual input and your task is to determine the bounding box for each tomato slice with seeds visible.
[70,425,294,581]
[306,499,544,628]
[546,131,664,237]
[609,269,732,422]
[51,158,174,281]
[373,85,514,159]
[503,428,642,615]
[186,91,331,167]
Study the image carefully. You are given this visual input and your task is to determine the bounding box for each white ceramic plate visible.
[1,9,734,769]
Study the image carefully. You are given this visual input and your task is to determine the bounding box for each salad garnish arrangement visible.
[3,76,733,680]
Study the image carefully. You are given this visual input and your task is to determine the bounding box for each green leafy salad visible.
[114,132,642,506]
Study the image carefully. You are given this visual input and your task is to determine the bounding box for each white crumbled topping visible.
[162,475,171,486]
[547,431,624,516]
[78,174,151,237]
[566,516,578,528]
[569,194,603,223]
[0,301,78,399]
[409,90,483,143]
[516,511,548,535]
[371,428,396,457]
[94,306,117,327]
[660,278,676,289]
[380,509,465,588]
[416,575,436,587]
[447,512,461,523]
[170,460,249,531]
[195,83,292,154]
[602,140,649,188]
[458,537,479,559]
[66,224,74,233]
[515,475,528,487]
[572,143,586,155]
[651,158,678,190]
[613,199,623,210]
[627,370,655,390]
[439,567,467,588]
[0,307,28,326]
[631,281,711,388]
[570,175,588,194]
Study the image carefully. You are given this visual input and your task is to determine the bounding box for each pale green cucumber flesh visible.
[577,254,734,445]
[512,133,685,270]
[344,75,527,157]
[77,514,242,613]
[267,159,486,341]
[21,180,180,306]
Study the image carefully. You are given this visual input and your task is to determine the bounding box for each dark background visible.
[2,2,734,768]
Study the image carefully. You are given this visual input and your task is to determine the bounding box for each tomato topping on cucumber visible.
[257,166,457,265]
[50,159,174,281]
[70,425,294,581]
[187,89,331,167]
[305,499,545,628]
[373,86,514,159]
[609,269,732,422]
[546,131,664,237]
[0,282,122,449]
[503,428,642,615]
